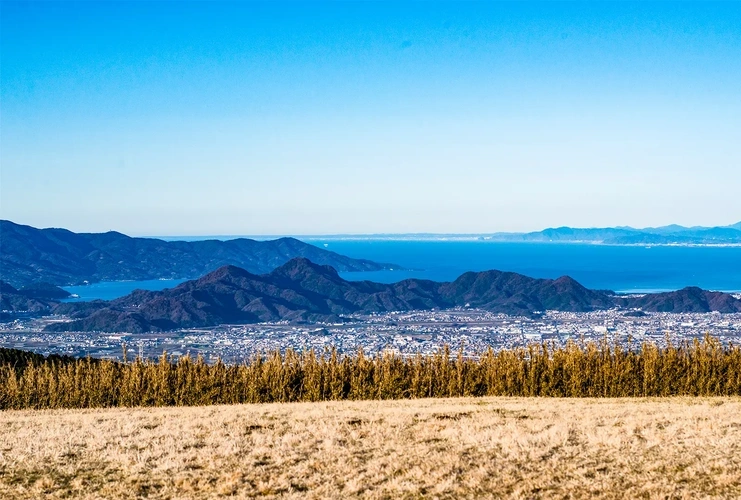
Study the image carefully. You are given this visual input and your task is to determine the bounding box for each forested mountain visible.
[0,220,396,287]
[0,281,70,314]
[45,258,741,333]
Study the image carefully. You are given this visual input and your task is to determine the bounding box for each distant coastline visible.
[150,221,741,247]
[155,236,741,248]
[308,237,741,247]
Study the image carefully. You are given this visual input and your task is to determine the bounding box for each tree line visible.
[2,336,741,409]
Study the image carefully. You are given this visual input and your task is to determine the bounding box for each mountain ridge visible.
[298,222,741,244]
[42,258,741,333]
[0,281,70,314]
[0,220,399,287]
[477,222,741,245]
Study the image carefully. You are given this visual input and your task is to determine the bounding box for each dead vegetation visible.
[3,336,741,410]
[2,397,741,498]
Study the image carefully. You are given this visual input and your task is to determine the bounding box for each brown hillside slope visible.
[2,397,741,499]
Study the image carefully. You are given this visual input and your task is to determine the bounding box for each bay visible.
[62,279,186,302]
[61,241,741,301]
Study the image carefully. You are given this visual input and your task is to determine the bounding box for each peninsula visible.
[0,220,397,287]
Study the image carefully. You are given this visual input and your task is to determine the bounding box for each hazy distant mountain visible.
[0,220,398,287]
[45,258,741,333]
[483,222,741,245]
[301,222,741,244]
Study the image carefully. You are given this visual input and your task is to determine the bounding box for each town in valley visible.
[3,307,740,363]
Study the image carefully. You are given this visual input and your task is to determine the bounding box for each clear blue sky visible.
[2,1,740,235]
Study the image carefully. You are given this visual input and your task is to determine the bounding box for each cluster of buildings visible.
[2,308,741,363]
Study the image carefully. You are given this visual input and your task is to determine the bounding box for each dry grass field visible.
[2,397,741,499]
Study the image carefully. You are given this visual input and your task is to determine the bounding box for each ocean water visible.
[317,241,741,293]
[63,279,186,302]
[61,242,741,301]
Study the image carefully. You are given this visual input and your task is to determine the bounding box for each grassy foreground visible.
[2,397,741,499]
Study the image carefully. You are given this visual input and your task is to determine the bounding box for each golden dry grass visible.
[5,337,741,411]
[2,397,741,499]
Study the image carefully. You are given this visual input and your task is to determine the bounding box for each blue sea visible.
[63,242,741,301]
[63,279,187,302]
[326,241,741,293]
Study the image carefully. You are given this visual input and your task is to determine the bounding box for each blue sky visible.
[2,1,740,235]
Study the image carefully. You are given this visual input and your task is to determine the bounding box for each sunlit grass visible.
[1,397,740,498]
[2,335,741,410]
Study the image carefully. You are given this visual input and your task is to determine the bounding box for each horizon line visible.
[3,219,740,240]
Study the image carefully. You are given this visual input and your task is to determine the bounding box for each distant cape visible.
[481,222,741,245]
[311,222,741,245]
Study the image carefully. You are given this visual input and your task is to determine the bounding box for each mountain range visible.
[39,258,741,333]
[314,222,741,245]
[482,222,741,245]
[0,220,397,287]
